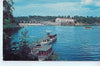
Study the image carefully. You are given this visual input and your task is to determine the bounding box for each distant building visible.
[55,18,75,25]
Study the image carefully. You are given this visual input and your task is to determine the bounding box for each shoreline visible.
[18,25,100,27]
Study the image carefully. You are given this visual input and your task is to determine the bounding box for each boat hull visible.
[38,50,53,61]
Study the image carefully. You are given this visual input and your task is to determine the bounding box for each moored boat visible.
[38,45,53,61]
[39,33,57,45]
[29,33,57,60]
[84,27,92,29]
[47,33,57,44]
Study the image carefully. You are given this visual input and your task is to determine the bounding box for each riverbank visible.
[18,22,100,27]
[3,25,21,60]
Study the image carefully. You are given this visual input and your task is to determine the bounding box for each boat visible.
[47,33,57,44]
[38,45,53,61]
[39,36,51,46]
[39,33,57,46]
[29,33,57,60]
[37,33,57,60]
[84,27,92,29]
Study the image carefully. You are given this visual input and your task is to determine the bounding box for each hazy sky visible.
[13,0,100,17]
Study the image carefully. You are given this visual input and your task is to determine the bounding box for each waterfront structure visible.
[18,17,43,26]
[19,23,43,27]
[41,21,60,26]
[55,18,75,25]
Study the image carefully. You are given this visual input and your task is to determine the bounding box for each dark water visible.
[11,26,100,61]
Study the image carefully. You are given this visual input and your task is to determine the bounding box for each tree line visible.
[3,0,32,60]
[14,15,100,24]
[3,0,14,26]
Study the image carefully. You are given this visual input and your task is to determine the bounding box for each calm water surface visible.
[12,26,100,61]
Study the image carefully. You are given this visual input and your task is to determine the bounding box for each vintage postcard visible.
[3,0,100,61]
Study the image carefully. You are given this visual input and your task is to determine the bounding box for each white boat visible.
[39,33,57,46]
[47,33,57,44]
[38,45,53,61]
[29,33,57,60]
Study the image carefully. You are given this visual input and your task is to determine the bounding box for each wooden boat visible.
[38,45,53,61]
[48,33,57,44]
[37,33,57,60]
[39,33,57,46]
[84,27,92,29]
[39,36,51,46]
[29,33,57,60]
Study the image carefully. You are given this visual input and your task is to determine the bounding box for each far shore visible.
[18,22,100,27]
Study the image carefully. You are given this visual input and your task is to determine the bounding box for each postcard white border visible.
[0,0,100,66]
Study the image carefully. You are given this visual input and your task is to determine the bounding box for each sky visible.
[13,0,100,17]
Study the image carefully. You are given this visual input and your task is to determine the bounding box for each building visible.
[55,18,75,25]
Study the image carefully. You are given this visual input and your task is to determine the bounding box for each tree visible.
[3,0,15,60]
[67,15,70,18]
[11,29,31,60]
[3,0,14,25]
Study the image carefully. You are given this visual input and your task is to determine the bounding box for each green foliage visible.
[14,17,30,23]
[14,15,100,24]
[3,0,14,26]
[3,24,16,29]
[73,16,100,24]
[19,29,29,45]
[67,15,70,18]
[11,29,31,60]
[4,19,10,24]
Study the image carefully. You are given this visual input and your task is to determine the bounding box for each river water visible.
[11,26,100,61]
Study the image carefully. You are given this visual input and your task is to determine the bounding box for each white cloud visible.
[13,1,100,16]
[81,0,100,6]
[81,0,93,5]
[85,0,93,4]
[14,2,82,16]
[95,2,100,6]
